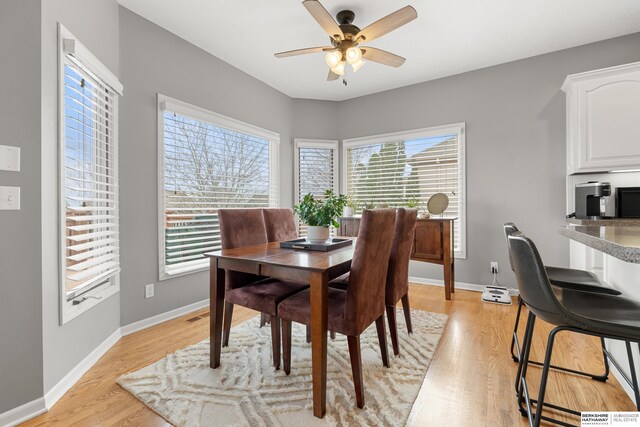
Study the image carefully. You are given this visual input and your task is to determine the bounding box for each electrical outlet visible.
[490,262,499,274]
[145,283,154,299]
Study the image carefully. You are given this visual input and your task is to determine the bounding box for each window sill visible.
[61,281,119,325]
[160,263,209,281]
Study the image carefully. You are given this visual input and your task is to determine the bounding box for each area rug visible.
[117,309,448,427]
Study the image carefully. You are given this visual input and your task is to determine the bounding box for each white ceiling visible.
[118,0,640,101]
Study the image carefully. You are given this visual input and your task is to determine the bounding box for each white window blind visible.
[343,124,466,257]
[159,96,280,278]
[62,57,120,301]
[294,140,338,236]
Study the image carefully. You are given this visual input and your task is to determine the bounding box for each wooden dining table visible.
[205,239,356,418]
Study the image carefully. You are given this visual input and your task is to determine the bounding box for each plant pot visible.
[343,206,355,217]
[306,226,330,244]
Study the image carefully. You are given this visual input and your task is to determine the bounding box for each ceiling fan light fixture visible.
[351,58,365,73]
[325,50,342,68]
[345,46,362,64]
[330,60,346,76]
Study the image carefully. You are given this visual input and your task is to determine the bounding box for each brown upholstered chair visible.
[278,209,396,408]
[384,208,418,356]
[259,208,301,327]
[262,208,298,243]
[218,209,308,369]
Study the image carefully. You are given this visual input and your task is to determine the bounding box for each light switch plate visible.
[0,186,20,210]
[0,145,20,172]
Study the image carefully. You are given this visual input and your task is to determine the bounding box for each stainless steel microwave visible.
[616,187,640,218]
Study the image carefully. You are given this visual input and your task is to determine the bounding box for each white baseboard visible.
[410,276,519,295]
[0,397,46,427]
[2,298,212,426]
[121,298,209,337]
[44,328,121,410]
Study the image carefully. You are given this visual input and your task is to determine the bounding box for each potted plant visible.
[343,196,357,217]
[294,190,348,243]
[363,201,375,210]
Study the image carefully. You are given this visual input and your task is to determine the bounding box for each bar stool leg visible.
[625,341,640,411]
[510,296,524,362]
[516,312,536,398]
[532,327,560,427]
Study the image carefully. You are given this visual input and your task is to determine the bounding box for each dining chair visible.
[278,209,396,408]
[218,208,308,369]
[384,208,418,356]
[504,223,617,383]
[509,232,640,426]
[260,208,301,328]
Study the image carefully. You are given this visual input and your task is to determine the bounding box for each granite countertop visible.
[567,218,640,227]
[558,225,640,263]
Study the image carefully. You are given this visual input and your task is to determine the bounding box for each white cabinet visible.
[562,62,640,174]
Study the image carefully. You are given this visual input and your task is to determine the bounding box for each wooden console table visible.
[338,216,456,300]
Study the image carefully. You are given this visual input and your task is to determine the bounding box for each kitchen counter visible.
[567,218,640,227]
[558,225,640,263]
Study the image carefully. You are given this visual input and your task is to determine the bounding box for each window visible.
[294,139,339,235]
[158,95,280,278]
[342,124,466,257]
[59,25,123,322]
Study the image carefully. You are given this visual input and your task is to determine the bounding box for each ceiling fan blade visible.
[361,47,406,67]
[274,46,334,58]
[355,6,417,43]
[302,0,344,41]
[327,69,340,81]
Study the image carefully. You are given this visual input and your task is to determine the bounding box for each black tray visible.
[280,238,353,252]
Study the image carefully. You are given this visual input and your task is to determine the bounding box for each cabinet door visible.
[412,221,443,261]
[576,69,640,172]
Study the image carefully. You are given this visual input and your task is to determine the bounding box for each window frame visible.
[341,123,466,259]
[294,139,340,235]
[58,24,124,324]
[157,94,281,280]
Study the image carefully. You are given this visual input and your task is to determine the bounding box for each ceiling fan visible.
[275,1,417,81]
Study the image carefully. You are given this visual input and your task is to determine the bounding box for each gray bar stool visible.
[504,223,620,383]
[509,231,640,427]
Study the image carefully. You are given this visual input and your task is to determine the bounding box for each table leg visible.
[310,271,328,418]
[210,257,225,368]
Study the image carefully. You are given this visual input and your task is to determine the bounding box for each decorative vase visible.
[307,225,330,244]
[343,206,355,217]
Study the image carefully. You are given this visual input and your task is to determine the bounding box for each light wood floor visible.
[22,284,635,427]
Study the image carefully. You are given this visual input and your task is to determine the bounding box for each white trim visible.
[157,94,281,280]
[158,94,279,142]
[409,275,486,293]
[121,298,209,336]
[44,328,121,409]
[609,354,637,404]
[0,398,46,427]
[57,24,121,324]
[341,123,467,259]
[293,138,340,202]
[59,24,123,95]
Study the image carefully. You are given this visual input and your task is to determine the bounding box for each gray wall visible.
[40,0,122,391]
[118,8,294,325]
[337,32,640,288]
[0,0,44,414]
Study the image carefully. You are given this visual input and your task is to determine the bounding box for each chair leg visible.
[532,327,560,427]
[516,312,536,396]
[625,341,640,411]
[375,315,390,368]
[401,294,413,334]
[330,330,336,340]
[510,296,524,362]
[282,319,292,375]
[270,316,281,370]
[260,312,267,328]
[306,325,311,343]
[386,304,400,356]
[223,302,233,347]
[347,335,365,409]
